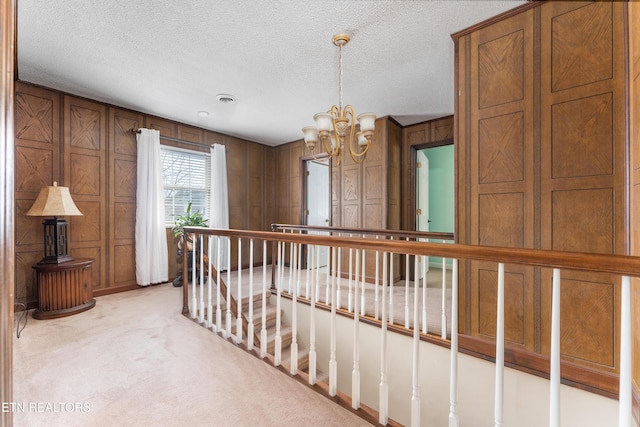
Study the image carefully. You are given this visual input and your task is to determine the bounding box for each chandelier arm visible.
[306,145,332,163]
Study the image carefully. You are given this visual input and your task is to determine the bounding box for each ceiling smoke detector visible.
[216,94,237,103]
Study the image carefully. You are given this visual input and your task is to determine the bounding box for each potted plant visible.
[171,203,208,287]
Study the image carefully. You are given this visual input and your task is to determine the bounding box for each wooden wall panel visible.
[275,144,291,224]
[468,8,535,352]
[387,120,402,231]
[539,1,626,374]
[64,95,107,291]
[107,108,142,291]
[629,1,640,417]
[456,0,630,393]
[14,82,61,305]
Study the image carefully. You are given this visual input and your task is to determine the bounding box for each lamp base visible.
[37,255,75,265]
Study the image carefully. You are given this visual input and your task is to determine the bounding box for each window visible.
[160,145,210,226]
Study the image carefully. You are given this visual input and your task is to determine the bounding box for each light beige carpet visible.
[12,284,370,427]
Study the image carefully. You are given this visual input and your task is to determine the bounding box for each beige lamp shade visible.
[26,182,83,217]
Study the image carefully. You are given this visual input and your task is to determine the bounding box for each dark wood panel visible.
[631,2,640,416]
[178,124,203,144]
[108,108,141,288]
[477,267,526,345]
[541,271,618,373]
[15,89,55,145]
[14,83,62,306]
[551,93,613,179]
[64,95,107,289]
[551,188,613,254]
[14,145,54,193]
[478,29,525,109]
[478,112,524,184]
[478,192,525,247]
[145,116,177,138]
[550,2,613,92]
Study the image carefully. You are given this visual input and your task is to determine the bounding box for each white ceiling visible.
[17,0,526,146]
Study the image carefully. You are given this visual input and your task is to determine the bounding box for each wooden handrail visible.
[271,223,455,242]
[185,226,640,277]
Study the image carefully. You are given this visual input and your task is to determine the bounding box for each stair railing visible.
[181,226,638,427]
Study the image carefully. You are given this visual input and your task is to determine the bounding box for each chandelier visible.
[302,34,376,165]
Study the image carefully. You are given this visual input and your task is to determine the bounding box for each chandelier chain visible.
[339,42,343,110]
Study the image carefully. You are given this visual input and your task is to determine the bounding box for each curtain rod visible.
[131,128,222,149]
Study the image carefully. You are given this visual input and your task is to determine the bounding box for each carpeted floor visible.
[12,284,370,427]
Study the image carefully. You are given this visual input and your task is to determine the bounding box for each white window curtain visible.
[135,128,169,286]
[210,143,229,269]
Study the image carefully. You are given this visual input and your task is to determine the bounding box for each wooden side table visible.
[32,258,96,320]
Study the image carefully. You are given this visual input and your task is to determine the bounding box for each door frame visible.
[410,138,454,233]
[300,154,331,269]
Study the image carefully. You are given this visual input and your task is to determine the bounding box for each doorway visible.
[415,142,454,270]
[303,158,330,269]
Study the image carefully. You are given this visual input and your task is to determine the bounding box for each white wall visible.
[281,298,625,427]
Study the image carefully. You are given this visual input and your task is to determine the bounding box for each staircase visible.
[205,264,323,382]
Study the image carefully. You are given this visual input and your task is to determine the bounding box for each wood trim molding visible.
[450,1,542,40]
[1,0,15,425]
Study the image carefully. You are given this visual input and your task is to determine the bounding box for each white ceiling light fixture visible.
[197,110,209,117]
[302,33,376,165]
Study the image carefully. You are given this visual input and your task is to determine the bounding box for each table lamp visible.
[26,181,83,264]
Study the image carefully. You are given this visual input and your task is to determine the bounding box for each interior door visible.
[305,159,330,268]
[416,149,430,275]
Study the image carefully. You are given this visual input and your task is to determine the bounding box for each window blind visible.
[160,146,210,225]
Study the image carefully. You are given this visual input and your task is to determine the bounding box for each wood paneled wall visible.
[14,82,274,306]
[401,116,454,231]
[629,0,640,419]
[455,1,629,395]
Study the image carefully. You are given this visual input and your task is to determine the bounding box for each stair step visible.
[265,325,293,353]
[251,304,278,329]
[239,291,270,311]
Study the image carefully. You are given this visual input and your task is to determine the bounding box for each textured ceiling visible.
[17,0,526,146]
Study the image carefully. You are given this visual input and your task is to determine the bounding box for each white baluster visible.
[389,243,395,325]
[422,255,428,334]
[275,241,283,366]
[290,243,299,375]
[405,242,410,328]
[305,244,310,299]
[247,239,255,351]
[199,234,205,323]
[550,268,561,427]
[619,275,632,427]
[494,263,505,427]
[260,240,268,358]
[348,244,353,312]
[296,242,302,297]
[236,239,243,344]
[309,245,317,385]
[315,244,321,302]
[411,255,421,427]
[441,250,447,340]
[329,246,338,396]
[361,247,366,316]
[379,251,389,425]
[449,259,459,427]
[336,247,342,309]
[191,234,197,319]
[215,236,222,333]
[325,244,331,304]
[375,244,380,321]
[352,249,361,409]
[288,240,293,294]
[207,235,213,328]
[225,237,232,338]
